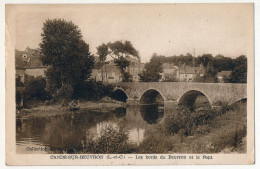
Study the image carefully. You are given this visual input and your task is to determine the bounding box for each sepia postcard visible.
[5,3,254,165]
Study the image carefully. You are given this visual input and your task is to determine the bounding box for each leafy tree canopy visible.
[40,19,95,96]
[229,55,247,83]
[139,56,163,82]
[97,40,139,82]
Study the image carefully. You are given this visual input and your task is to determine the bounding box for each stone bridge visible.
[113,82,247,108]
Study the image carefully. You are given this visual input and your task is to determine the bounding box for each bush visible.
[16,76,24,87]
[73,80,114,100]
[160,107,214,136]
[138,129,174,153]
[22,75,50,101]
[53,84,74,103]
[82,126,137,153]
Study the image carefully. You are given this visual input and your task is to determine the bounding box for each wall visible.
[25,68,46,77]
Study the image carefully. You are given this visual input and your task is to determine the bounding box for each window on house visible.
[108,77,114,79]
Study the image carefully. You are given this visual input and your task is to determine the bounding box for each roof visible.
[25,57,45,68]
[15,48,46,69]
[100,64,121,74]
[179,66,200,74]
[163,63,179,70]
[217,71,232,77]
[15,50,29,69]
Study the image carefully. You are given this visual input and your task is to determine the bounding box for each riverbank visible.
[137,101,247,154]
[17,98,126,118]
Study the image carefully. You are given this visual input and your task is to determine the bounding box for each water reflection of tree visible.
[17,110,123,153]
[112,107,126,118]
[16,117,47,142]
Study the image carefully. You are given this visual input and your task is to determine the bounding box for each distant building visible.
[15,47,46,84]
[91,62,122,83]
[91,57,144,83]
[161,63,179,81]
[178,64,206,82]
[126,57,144,82]
[217,71,232,83]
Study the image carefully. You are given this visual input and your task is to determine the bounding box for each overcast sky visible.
[7,4,253,63]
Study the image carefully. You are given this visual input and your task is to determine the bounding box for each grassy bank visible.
[146,101,246,154]
[17,97,126,118]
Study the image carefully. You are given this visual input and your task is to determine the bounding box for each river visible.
[16,105,166,154]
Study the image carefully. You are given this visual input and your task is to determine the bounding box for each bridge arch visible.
[231,98,247,105]
[177,90,212,110]
[112,88,128,102]
[139,88,165,105]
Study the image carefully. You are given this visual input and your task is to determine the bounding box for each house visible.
[91,62,122,83]
[15,52,27,83]
[217,71,232,83]
[126,57,144,82]
[161,63,179,81]
[178,64,206,82]
[92,57,144,83]
[15,47,46,84]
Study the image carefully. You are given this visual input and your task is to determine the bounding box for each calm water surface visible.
[16,105,165,154]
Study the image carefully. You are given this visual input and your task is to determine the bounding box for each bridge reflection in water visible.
[16,104,166,153]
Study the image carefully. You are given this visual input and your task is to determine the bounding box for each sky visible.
[6,4,253,63]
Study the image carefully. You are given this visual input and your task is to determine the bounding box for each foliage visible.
[40,19,95,96]
[97,43,109,82]
[160,106,215,136]
[193,62,217,83]
[229,55,247,83]
[73,80,114,100]
[16,76,23,87]
[96,40,139,82]
[139,56,163,82]
[108,40,139,59]
[52,84,74,103]
[188,107,247,153]
[44,66,62,95]
[21,76,49,100]
[113,56,132,82]
[97,43,109,63]
[147,53,246,83]
[212,54,235,72]
[16,89,22,105]
[152,53,194,66]
[195,54,213,67]
[138,129,174,153]
[82,126,137,153]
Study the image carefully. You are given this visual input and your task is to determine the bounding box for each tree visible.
[193,61,217,83]
[139,56,163,82]
[107,40,139,82]
[196,54,213,67]
[97,43,109,82]
[40,19,95,97]
[229,55,247,83]
[213,54,235,72]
